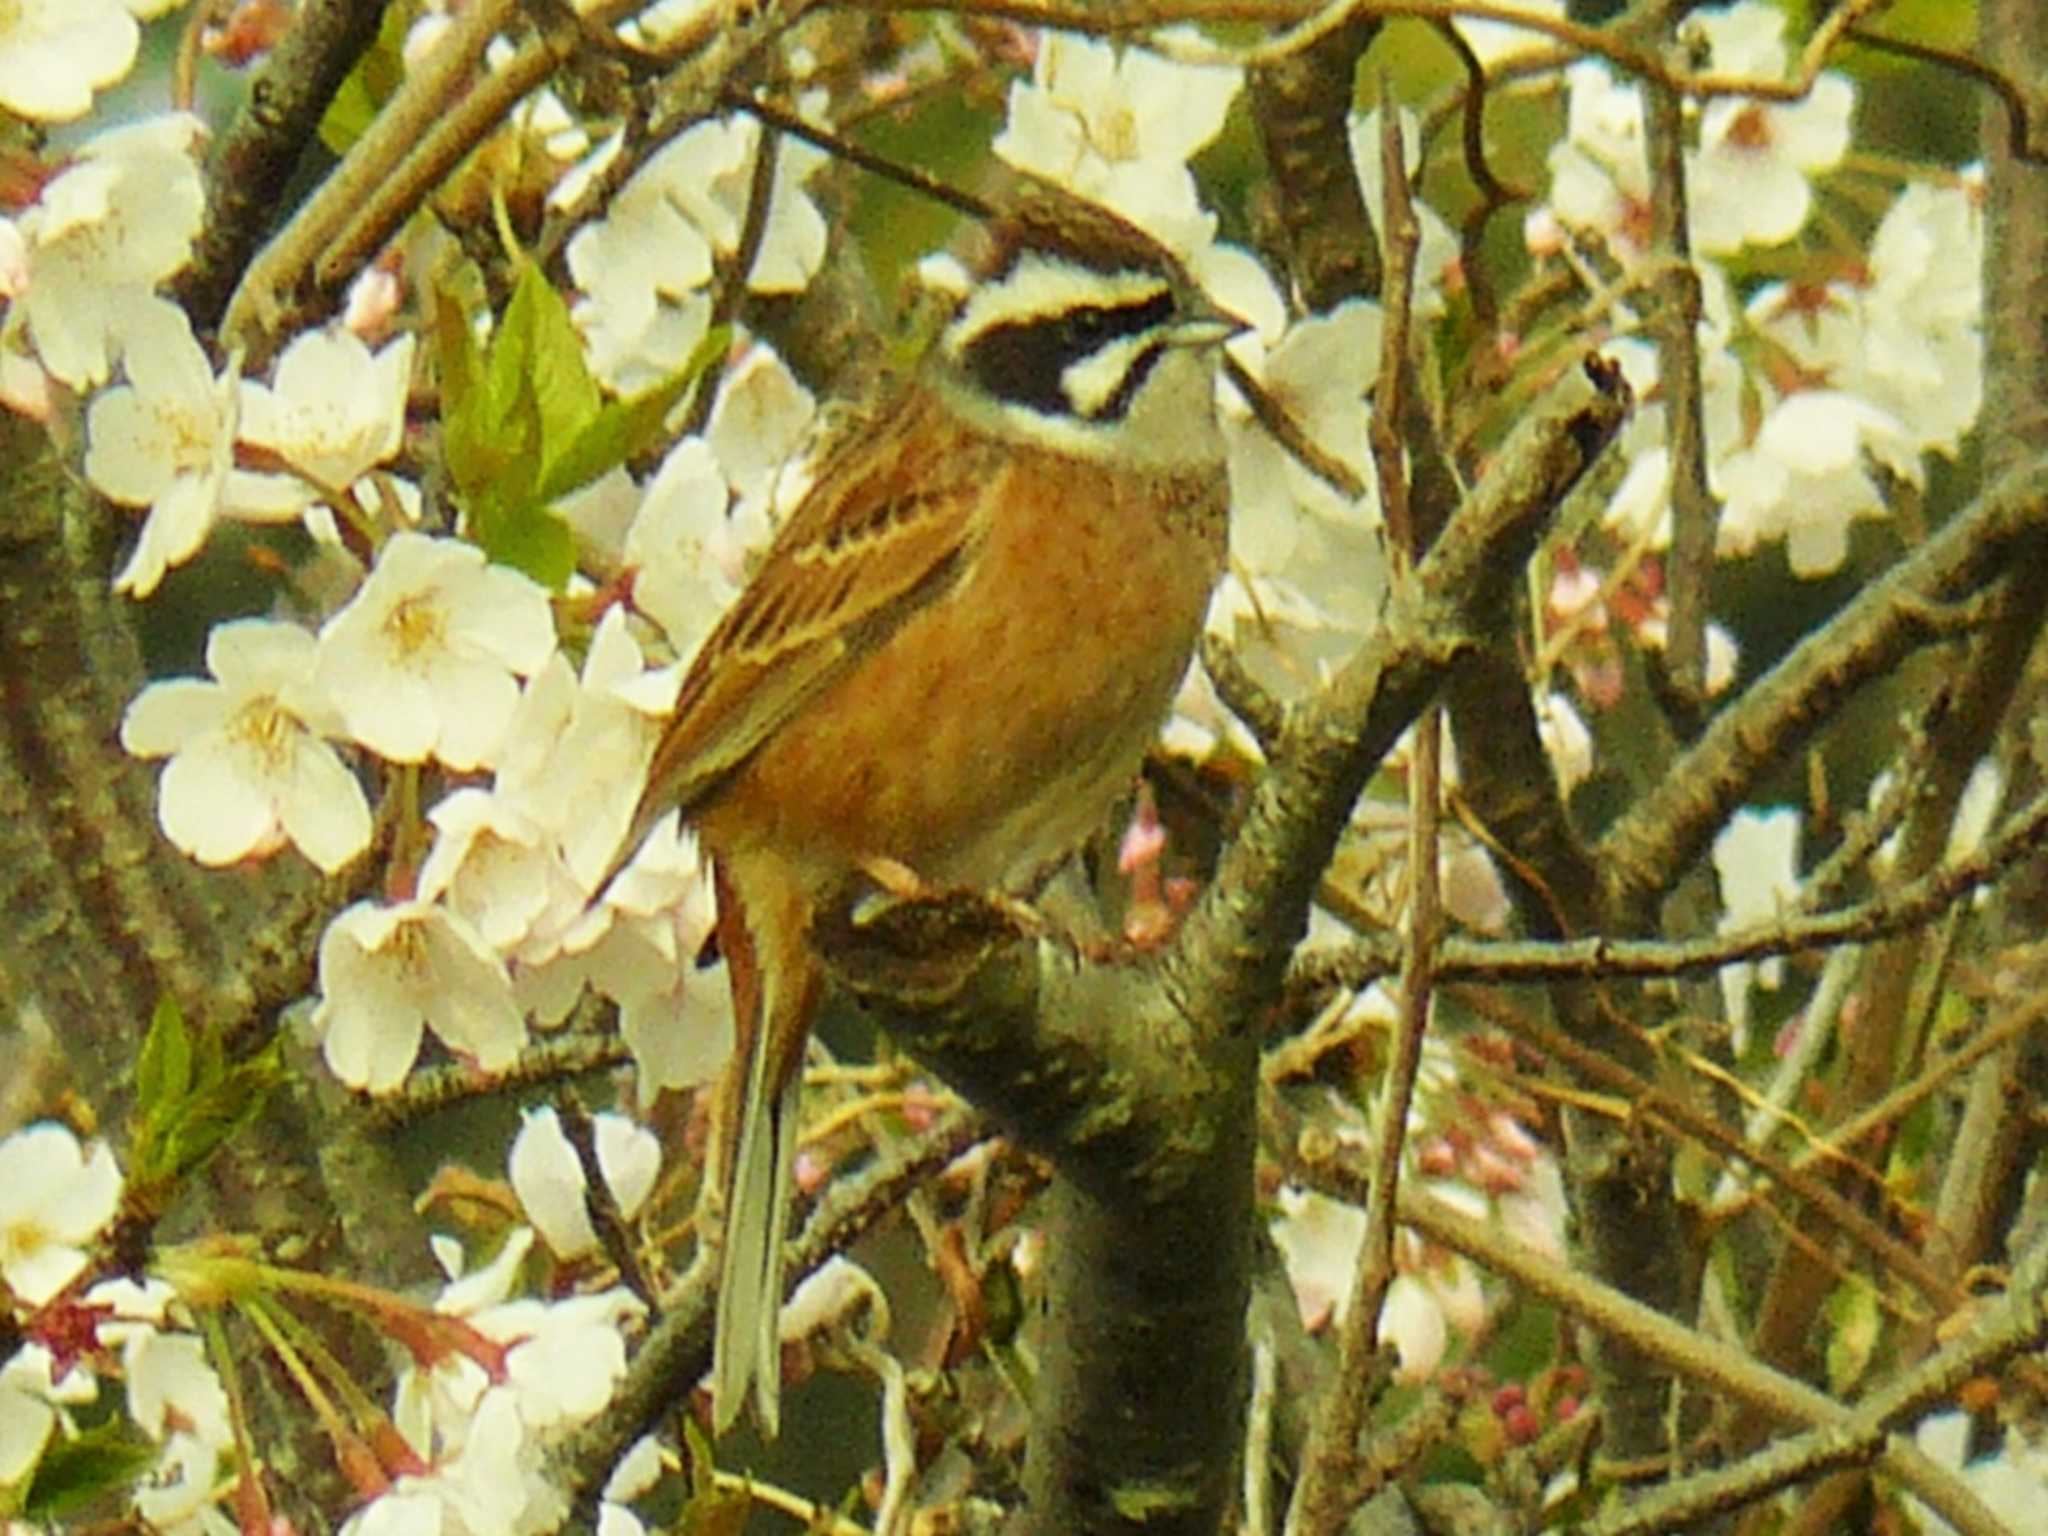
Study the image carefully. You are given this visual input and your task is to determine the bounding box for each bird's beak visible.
[1165,312,1249,350]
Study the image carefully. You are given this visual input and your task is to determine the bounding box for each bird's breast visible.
[700,444,1225,897]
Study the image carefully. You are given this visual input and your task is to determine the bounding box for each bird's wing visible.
[630,391,989,830]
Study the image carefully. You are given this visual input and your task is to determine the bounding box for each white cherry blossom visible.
[9,115,206,388]
[1749,178,1984,462]
[314,901,526,1093]
[0,1123,122,1306]
[520,816,733,1093]
[502,605,681,894]
[1213,302,1390,690]
[0,1343,98,1489]
[118,1330,230,1448]
[86,299,253,599]
[994,31,1240,235]
[120,618,373,874]
[1546,61,1651,263]
[1716,389,1918,578]
[417,786,584,959]
[1712,805,1801,1053]
[1685,3,1853,255]
[132,1430,235,1535]
[237,329,417,512]
[704,342,818,517]
[568,112,825,393]
[0,0,138,123]
[626,436,754,662]
[369,1232,645,1535]
[315,533,555,771]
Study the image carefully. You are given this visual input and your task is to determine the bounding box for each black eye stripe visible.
[959,292,1177,420]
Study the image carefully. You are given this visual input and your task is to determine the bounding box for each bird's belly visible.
[707,464,1223,896]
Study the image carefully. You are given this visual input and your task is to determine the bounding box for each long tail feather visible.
[707,855,815,1437]
[713,1061,798,1434]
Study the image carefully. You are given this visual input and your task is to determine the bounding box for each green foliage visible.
[20,1417,157,1524]
[319,2,416,157]
[1482,1298,1560,1382]
[129,996,284,1191]
[435,262,726,589]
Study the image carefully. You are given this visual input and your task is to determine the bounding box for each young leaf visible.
[538,324,732,505]
[22,1417,156,1523]
[318,3,412,157]
[501,261,604,477]
[134,995,193,1125]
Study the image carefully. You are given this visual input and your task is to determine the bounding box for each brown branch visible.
[1286,712,1443,1536]
[1246,6,1384,309]
[1597,459,2048,923]
[1846,27,2048,166]
[1642,40,1716,728]
[177,0,391,330]
[1294,756,2048,997]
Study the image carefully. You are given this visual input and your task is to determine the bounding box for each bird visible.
[625,188,1240,1435]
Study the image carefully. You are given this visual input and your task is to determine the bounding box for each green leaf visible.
[130,999,284,1188]
[536,324,730,505]
[318,3,413,157]
[471,491,576,589]
[682,1415,719,1497]
[436,285,498,497]
[500,261,604,479]
[161,1042,286,1179]
[134,995,193,1126]
[1481,1299,1559,1383]
[22,1417,157,1522]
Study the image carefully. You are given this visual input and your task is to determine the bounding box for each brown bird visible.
[627,192,1237,1433]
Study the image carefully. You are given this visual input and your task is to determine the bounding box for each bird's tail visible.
[707,857,815,1437]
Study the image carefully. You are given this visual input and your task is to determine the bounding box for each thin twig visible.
[1846,27,2048,165]
[1368,100,1420,564]
[1286,105,1444,1536]
[1287,1148,2029,1536]
[1642,14,1715,724]
[1293,773,2048,995]
[557,1093,661,1313]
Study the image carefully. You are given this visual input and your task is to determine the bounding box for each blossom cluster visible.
[1268,987,1571,1384]
[332,1110,666,1536]
[1541,3,1982,580]
[0,1123,259,1535]
[0,1116,663,1536]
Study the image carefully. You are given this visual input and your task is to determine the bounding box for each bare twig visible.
[1286,1147,2031,1536]
[1296,777,2048,995]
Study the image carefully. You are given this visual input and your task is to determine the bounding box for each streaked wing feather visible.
[635,395,986,822]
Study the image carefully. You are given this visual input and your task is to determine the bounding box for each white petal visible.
[278,739,373,874]
[120,679,228,757]
[157,737,276,866]
[595,1114,661,1219]
[510,1108,599,1259]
